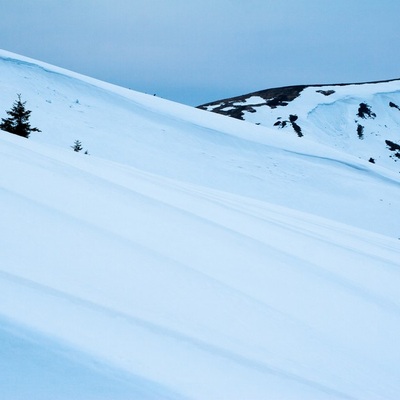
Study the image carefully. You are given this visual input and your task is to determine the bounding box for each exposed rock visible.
[316,89,335,96]
[357,103,376,119]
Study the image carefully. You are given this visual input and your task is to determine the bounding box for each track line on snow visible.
[0,269,355,400]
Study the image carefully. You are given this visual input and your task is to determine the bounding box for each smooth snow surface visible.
[1,50,400,399]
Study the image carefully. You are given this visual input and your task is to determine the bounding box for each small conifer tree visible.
[71,140,83,152]
[0,94,41,138]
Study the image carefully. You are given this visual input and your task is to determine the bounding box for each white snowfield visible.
[0,50,400,399]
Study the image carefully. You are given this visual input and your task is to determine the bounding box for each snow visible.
[1,50,400,399]
[210,80,400,173]
[234,95,265,106]
[0,317,171,400]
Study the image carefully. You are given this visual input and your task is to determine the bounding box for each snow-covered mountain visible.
[198,80,400,172]
[1,50,400,399]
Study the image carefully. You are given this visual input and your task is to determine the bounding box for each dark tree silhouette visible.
[0,94,41,138]
[71,140,83,152]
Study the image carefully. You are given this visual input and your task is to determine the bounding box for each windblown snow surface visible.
[1,50,400,399]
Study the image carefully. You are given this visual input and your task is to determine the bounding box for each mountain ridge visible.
[198,78,400,112]
[198,79,400,171]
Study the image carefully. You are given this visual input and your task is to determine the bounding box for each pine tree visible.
[71,140,83,152]
[0,94,41,138]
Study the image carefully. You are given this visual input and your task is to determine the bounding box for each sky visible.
[1,0,400,106]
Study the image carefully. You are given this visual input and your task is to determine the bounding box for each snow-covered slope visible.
[198,81,400,172]
[1,50,400,399]
[2,131,400,400]
[0,50,399,238]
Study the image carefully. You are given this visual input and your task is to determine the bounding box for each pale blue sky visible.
[1,0,400,105]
